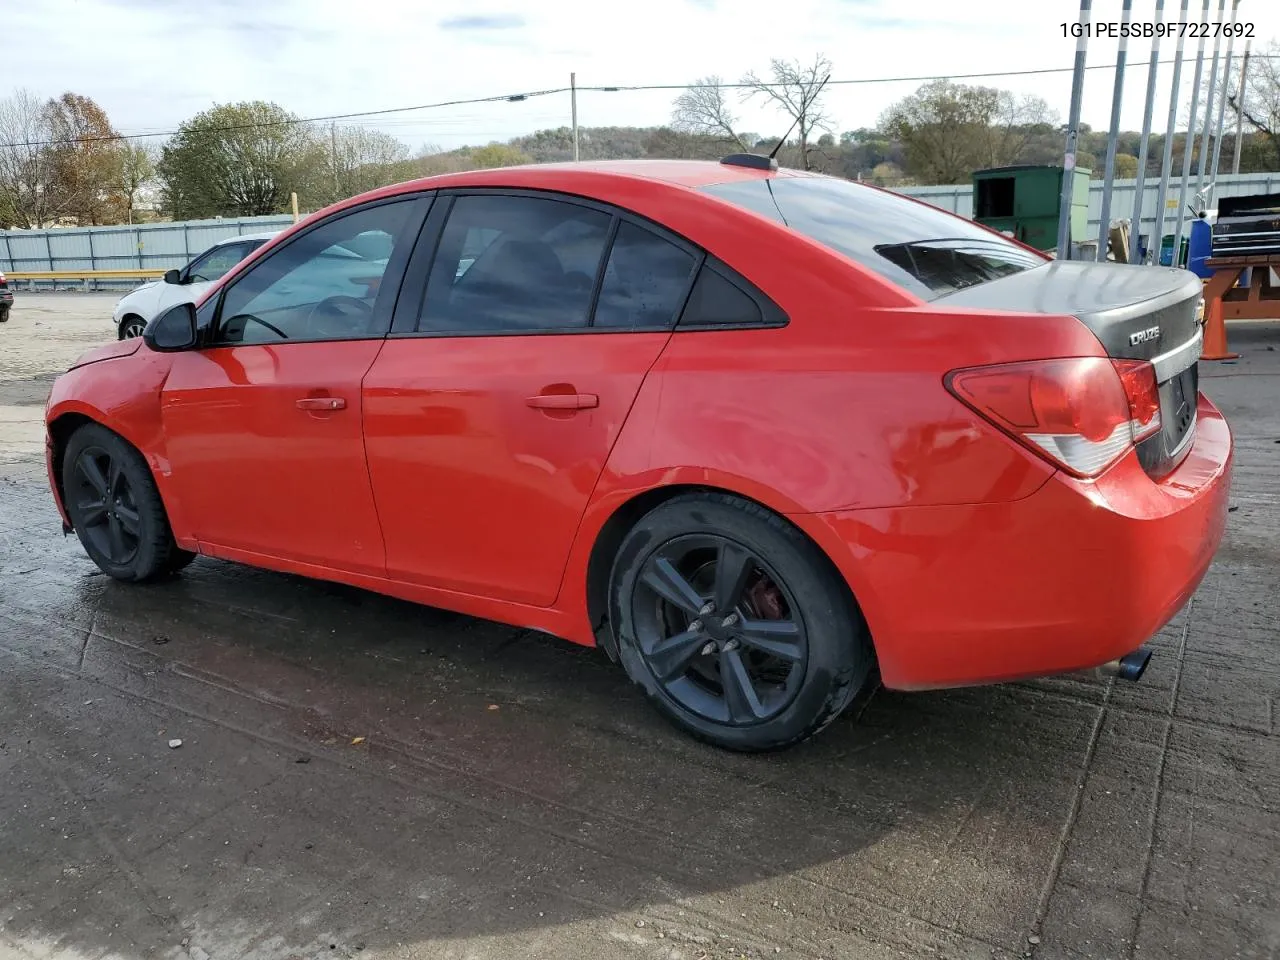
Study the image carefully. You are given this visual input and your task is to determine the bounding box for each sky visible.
[6,0,1278,152]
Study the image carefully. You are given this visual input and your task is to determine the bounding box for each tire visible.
[118,315,146,339]
[0,305,10,323]
[61,423,187,582]
[609,492,873,752]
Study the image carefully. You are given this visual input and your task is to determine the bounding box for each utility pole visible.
[1097,0,1133,261]
[1232,37,1251,174]
[1057,0,1092,260]
[1153,0,1191,263]
[330,122,340,200]
[1209,0,1241,184]
[1130,0,1165,263]
[570,72,580,162]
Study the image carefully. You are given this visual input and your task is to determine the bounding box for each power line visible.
[3,54,1276,151]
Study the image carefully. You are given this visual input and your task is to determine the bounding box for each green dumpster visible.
[971,164,1091,253]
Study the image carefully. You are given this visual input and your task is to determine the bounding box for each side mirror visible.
[144,303,198,352]
[163,268,182,285]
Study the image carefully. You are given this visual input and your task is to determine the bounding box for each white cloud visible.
[5,0,1276,151]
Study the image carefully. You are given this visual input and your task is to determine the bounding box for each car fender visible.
[45,350,193,545]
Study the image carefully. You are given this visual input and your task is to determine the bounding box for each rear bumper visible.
[802,392,1233,690]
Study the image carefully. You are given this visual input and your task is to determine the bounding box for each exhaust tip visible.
[1100,647,1153,682]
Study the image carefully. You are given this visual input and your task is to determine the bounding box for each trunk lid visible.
[938,261,1205,478]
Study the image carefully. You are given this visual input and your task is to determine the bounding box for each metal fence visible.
[0,215,295,290]
[3,171,1279,289]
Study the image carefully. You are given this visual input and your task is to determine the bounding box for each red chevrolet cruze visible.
[44,158,1231,751]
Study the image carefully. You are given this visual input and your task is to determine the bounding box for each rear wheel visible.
[61,423,193,581]
[0,305,10,323]
[609,493,873,752]
[118,315,146,339]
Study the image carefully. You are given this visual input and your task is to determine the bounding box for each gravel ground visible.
[1,292,1277,960]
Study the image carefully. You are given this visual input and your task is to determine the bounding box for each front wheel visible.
[0,305,10,323]
[61,423,190,582]
[610,493,874,752]
[118,315,146,339]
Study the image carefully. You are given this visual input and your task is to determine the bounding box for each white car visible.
[113,232,279,339]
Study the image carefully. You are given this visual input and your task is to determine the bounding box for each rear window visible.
[700,176,1045,300]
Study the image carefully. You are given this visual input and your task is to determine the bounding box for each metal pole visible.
[1209,1,1240,184]
[1174,0,1211,266]
[1195,0,1227,199]
[570,72,580,162]
[330,122,340,201]
[1153,0,1190,263]
[1057,0,1092,260]
[1097,0,1133,261]
[1130,0,1165,262]
[1231,36,1251,174]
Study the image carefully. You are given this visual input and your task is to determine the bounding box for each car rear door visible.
[160,195,430,575]
[362,190,702,606]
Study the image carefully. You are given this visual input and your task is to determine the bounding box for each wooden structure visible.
[1201,254,1280,360]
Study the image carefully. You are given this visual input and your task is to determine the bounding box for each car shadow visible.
[0,538,1109,959]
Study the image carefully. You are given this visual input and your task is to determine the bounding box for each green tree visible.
[1112,152,1139,179]
[158,102,323,218]
[880,80,1055,184]
[467,143,533,169]
[114,143,157,224]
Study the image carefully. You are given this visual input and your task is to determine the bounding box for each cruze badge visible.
[1129,326,1162,346]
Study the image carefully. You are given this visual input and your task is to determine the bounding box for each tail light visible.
[946,357,1162,478]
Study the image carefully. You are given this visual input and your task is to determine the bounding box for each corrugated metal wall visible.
[2,172,1279,287]
[0,215,295,289]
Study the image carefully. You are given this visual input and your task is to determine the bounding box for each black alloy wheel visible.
[633,534,808,726]
[611,493,873,751]
[69,445,143,566]
[61,423,195,581]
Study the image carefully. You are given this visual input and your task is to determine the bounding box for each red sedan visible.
[44,157,1231,751]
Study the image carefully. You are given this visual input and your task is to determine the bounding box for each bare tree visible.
[0,87,63,228]
[326,124,414,203]
[1227,40,1280,170]
[740,55,833,170]
[672,76,746,149]
[44,92,124,225]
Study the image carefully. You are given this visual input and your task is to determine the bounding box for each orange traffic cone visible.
[1200,294,1239,361]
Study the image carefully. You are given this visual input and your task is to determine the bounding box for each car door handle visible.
[296,397,347,411]
[525,393,599,410]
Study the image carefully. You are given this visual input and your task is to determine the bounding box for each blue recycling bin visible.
[1188,218,1214,278]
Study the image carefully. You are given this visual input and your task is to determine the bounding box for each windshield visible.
[700,176,1045,300]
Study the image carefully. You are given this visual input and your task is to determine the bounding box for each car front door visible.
[160,196,429,575]
[362,191,701,606]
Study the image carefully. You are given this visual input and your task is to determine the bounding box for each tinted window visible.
[187,242,251,284]
[679,264,764,328]
[420,195,610,333]
[594,222,697,330]
[215,201,415,345]
[701,176,1044,300]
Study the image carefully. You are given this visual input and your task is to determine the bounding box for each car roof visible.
[414,158,812,191]
[300,159,819,225]
[212,231,280,246]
